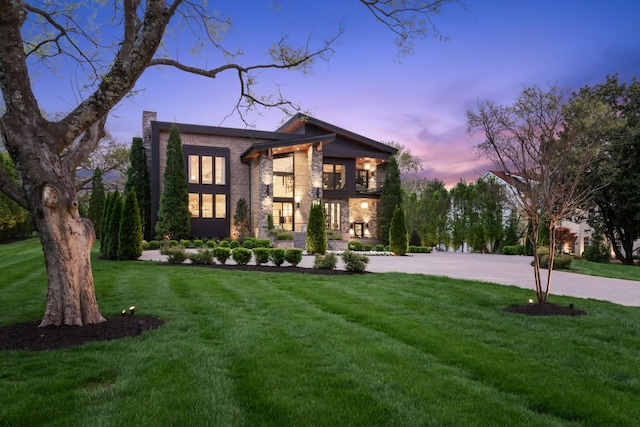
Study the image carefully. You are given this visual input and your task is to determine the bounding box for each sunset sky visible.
[39,1,640,186]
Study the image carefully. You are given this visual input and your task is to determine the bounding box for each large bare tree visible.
[467,86,604,303]
[0,0,459,326]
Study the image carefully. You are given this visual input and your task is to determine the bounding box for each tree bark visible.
[38,183,105,326]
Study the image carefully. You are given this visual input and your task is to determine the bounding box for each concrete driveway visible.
[139,250,640,307]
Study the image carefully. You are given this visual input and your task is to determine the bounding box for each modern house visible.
[142,112,397,244]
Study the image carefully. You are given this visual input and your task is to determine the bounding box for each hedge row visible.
[161,247,303,267]
[144,237,272,250]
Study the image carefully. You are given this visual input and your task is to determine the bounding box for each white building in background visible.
[481,170,593,255]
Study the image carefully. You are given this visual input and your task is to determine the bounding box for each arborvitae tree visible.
[233,197,251,241]
[306,200,327,254]
[99,192,115,258]
[389,205,408,255]
[105,192,123,260]
[377,156,403,245]
[87,168,105,240]
[125,137,152,240]
[117,190,143,260]
[409,229,421,246]
[155,124,190,240]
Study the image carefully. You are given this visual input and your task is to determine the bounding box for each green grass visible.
[570,258,640,281]
[2,238,640,426]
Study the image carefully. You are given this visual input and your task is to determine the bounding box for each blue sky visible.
[40,1,640,186]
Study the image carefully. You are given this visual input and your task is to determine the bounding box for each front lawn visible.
[571,258,640,281]
[1,238,639,426]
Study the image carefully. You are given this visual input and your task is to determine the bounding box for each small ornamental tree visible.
[306,200,327,254]
[233,197,251,241]
[156,124,190,240]
[125,137,152,240]
[378,156,403,245]
[105,192,123,260]
[389,205,408,255]
[87,168,105,240]
[117,190,143,260]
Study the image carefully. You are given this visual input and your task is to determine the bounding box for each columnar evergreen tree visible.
[377,156,403,245]
[125,137,151,240]
[87,168,105,240]
[306,200,327,254]
[233,197,251,241]
[389,205,408,255]
[105,191,123,260]
[0,152,30,240]
[155,124,190,240]
[117,190,143,260]
[99,192,115,258]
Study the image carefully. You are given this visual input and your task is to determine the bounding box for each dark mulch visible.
[0,316,164,352]
[164,261,368,275]
[504,302,586,316]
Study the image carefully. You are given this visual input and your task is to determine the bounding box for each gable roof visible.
[277,114,398,155]
[240,133,336,162]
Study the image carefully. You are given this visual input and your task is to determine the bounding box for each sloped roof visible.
[277,113,398,155]
[240,133,336,162]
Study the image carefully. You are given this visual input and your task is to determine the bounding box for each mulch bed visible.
[504,302,586,316]
[0,316,164,352]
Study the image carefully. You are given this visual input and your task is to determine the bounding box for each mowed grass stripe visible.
[213,273,569,426]
[267,272,640,425]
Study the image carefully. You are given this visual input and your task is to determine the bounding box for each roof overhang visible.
[240,134,336,163]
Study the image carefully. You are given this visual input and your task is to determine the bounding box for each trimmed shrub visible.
[502,245,525,255]
[146,240,160,250]
[232,247,252,265]
[269,248,286,267]
[214,247,231,264]
[539,253,573,270]
[205,240,217,248]
[193,239,203,248]
[374,244,385,252]
[364,244,372,251]
[189,249,214,265]
[253,247,270,265]
[341,250,369,273]
[285,248,303,267]
[179,239,191,248]
[169,239,179,247]
[230,240,240,249]
[219,240,230,248]
[314,252,337,270]
[408,246,432,253]
[270,229,293,240]
[256,238,272,248]
[348,240,364,251]
[583,244,610,263]
[242,237,256,249]
[165,247,187,264]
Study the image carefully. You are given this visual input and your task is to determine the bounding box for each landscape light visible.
[528,299,534,304]
[129,306,136,316]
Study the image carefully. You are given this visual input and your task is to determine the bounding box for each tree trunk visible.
[37,184,105,327]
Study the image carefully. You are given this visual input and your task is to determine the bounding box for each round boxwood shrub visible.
[214,247,231,264]
[232,247,252,265]
[189,249,214,265]
[230,240,239,249]
[146,240,160,250]
[285,248,303,267]
[269,248,286,266]
[179,239,191,248]
[253,247,270,265]
[165,247,187,264]
[193,239,204,248]
[206,240,217,248]
[243,237,256,249]
[219,240,230,248]
[313,252,337,270]
[348,240,364,251]
[374,244,385,252]
[341,250,369,273]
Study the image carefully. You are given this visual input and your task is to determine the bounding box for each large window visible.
[323,163,345,190]
[188,193,225,219]
[273,155,294,198]
[356,169,369,192]
[273,202,293,231]
[324,202,341,231]
[188,155,224,185]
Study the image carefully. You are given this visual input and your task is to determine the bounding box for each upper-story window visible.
[188,155,224,185]
[323,163,345,190]
[273,154,294,198]
[356,169,369,192]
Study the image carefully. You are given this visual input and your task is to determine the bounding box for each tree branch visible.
[0,165,28,209]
